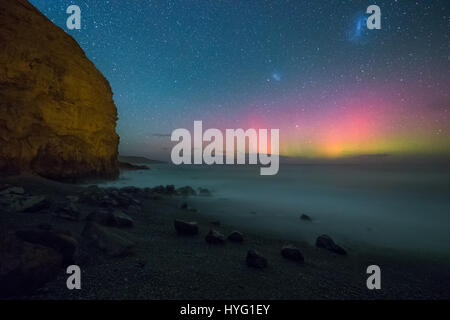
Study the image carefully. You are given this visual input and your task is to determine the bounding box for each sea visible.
[99,163,450,255]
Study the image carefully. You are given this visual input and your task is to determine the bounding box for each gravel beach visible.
[1,174,450,300]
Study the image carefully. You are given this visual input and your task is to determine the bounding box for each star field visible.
[30,0,450,159]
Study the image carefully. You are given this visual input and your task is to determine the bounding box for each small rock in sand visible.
[205,229,225,244]
[228,231,244,243]
[246,249,268,269]
[174,219,199,236]
[281,245,304,262]
[300,214,312,221]
[315,234,347,255]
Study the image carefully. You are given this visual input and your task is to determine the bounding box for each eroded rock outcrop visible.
[0,0,119,180]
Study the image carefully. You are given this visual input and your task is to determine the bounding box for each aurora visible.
[29,0,450,162]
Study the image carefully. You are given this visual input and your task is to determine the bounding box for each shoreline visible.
[1,174,450,299]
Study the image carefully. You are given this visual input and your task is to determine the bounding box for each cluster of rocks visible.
[172,218,347,270]
[0,184,149,297]
[0,185,52,213]
[1,181,348,297]
[0,183,214,297]
[174,219,244,244]
[245,234,347,270]
[173,219,348,270]
[176,186,212,197]
[245,244,306,269]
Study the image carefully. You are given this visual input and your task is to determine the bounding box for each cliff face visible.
[0,0,119,180]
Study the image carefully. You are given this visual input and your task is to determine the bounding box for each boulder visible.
[86,209,117,226]
[228,231,244,243]
[0,234,62,298]
[174,219,199,236]
[99,195,119,208]
[205,229,225,244]
[78,189,103,205]
[113,210,134,228]
[315,234,347,255]
[15,229,78,266]
[300,214,312,221]
[82,222,135,257]
[246,249,267,269]
[126,204,141,215]
[0,0,119,180]
[166,185,175,194]
[13,195,52,213]
[177,186,197,197]
[198,187,212,196]
[281,245,304,262]
[112,193,134,208]
[53,202,81,221]
[86,209,134,228]
[108,189,141,208]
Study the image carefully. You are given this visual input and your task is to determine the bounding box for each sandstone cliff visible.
[0,0,119,180]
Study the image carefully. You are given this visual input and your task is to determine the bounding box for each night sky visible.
[30,0,450,160]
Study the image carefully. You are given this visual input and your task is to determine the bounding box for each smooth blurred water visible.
[99,163,450,254]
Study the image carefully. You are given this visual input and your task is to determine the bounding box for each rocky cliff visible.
[0,0,119,180]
